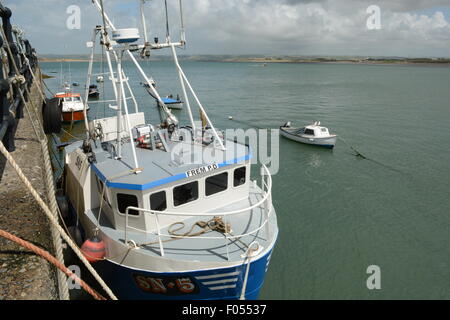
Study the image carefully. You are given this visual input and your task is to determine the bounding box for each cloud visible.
[2,0,450,57]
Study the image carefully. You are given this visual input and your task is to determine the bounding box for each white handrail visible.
[123,165,273,256]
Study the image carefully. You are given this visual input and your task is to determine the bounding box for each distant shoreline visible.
[38,57,450,66]
[211,57,450,66]
[39,59,89,63]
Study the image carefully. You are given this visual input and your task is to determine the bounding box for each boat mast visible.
[140,0,149,44]
[91,0,225,151]
[179,0,186,43]
[82,27,100,141]
[116,50,140,171]
[92,0,178,127]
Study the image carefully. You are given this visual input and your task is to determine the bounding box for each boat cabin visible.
[63,95,82,103]
[303,125,331,138]
[90,160,251,232]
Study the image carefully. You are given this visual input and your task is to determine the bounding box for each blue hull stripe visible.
[91,154,252,191]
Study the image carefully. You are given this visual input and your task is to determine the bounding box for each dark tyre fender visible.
[67,226,84,248]
[43,97,62,134]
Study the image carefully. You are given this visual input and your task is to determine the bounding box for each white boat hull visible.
[280,127,337,149]
[167,102,183,110]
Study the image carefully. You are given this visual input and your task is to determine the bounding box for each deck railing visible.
[123,164,273,258]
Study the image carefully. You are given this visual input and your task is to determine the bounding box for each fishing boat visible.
[59,0,278,300]
[280,121,337,149]
[54,92,90,123]
[54,81,90,123]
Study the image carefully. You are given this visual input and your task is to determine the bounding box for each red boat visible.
[54,92,89,123]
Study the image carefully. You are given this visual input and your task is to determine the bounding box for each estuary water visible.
[41,60,450,299]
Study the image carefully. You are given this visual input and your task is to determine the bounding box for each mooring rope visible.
[0,229,106,300]
[338,136,368,159]
[0,26,71,300]
[338,136,404,173]
[0,141,118,300]
[239,242,259,300]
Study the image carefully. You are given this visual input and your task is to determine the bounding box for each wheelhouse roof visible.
[68,138,251,191]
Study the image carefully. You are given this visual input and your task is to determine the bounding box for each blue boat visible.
[158,96,183,110]
[60,0,278,300]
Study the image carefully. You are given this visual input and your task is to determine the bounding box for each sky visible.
[3,0,450,57]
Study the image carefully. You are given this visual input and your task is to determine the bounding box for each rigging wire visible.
[100,0,109,119]
[101,35,106,118]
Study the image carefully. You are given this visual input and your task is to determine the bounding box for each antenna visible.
[99,0,108,44]
[140,0,151,58]
[164,0,170,42]
[140,0,149,44]
[179,0,185,44]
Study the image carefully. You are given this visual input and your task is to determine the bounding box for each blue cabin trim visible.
[91,153,252,191]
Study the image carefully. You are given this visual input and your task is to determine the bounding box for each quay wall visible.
[0,70,59,300]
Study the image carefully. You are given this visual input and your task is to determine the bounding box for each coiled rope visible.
[137,216,232,247]
[0,229,106,300]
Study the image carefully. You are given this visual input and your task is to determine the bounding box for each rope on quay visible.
[0,27,118,300]
[0,27,69,301]
[0,141,118,300]
[0,229,106,300]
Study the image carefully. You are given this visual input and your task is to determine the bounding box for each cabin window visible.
[150,191,167,212]
[173,181,198,207]
[321,128,327,132]
[305,128,315,135]
[205,172,228,196]
[117,193,139,216]
[233,167,246,187]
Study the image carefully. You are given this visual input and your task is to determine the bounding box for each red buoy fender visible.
[80,236,106,263]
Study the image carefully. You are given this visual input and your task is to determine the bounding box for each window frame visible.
[233,166,247,188]
[149,190,168,213]
[172,180,200,208]
[304,128,315,136]
[205,172,229,197]
[116,192,140,217]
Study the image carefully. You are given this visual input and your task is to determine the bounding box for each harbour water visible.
[41,61,450,299]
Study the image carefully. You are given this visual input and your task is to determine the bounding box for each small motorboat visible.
[157,94,183,110]
[54,92,90,123]
[141,79,156,88]
[88,84,100,99]
[96,75,104,83]
[280,121,337,149]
